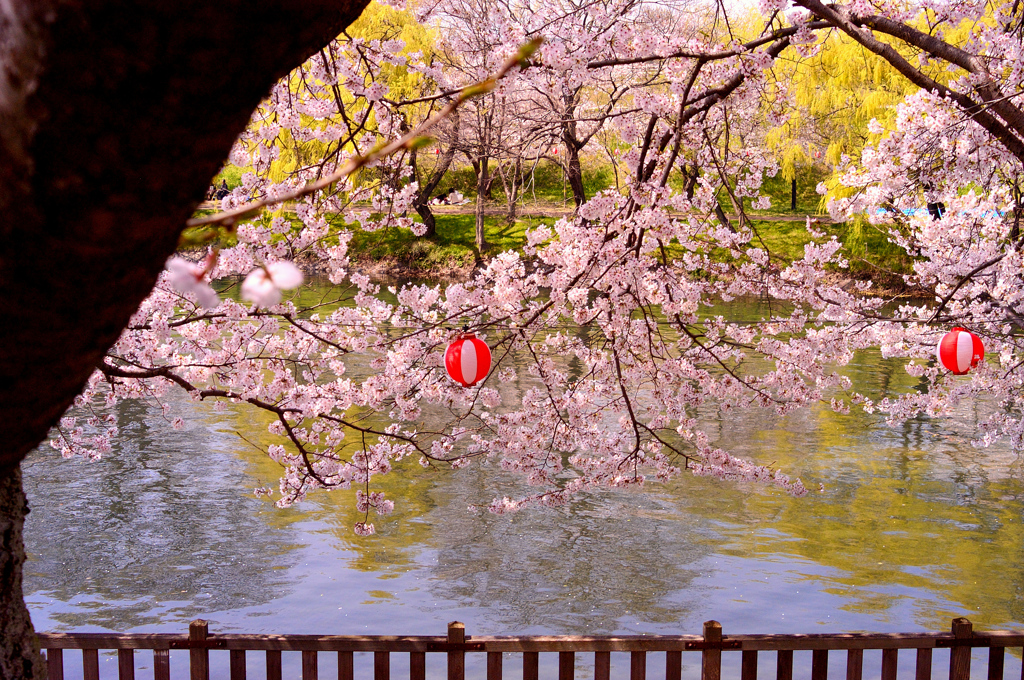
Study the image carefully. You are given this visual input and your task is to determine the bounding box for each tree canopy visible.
[7,0,1024,675]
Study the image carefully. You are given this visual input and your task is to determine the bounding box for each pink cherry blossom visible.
[241,262,304,307]
[165,255,220,309]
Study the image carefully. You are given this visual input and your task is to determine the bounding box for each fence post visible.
[448,621,465,680]
[949,618,972,680]
[559,652,574,680]
[119,649,136,680]
[190,619,210,680]
[45,649,63,680]
[702,620,722,680]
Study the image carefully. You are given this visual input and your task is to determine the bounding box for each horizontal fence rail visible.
[39,617,1024,680]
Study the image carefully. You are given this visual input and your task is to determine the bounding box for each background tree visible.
[0,1,369,676]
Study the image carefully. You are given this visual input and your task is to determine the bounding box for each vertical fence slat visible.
[559,652,574,680]
[881,649,897,680]
[631,651,647,680]
[118,649,135,680]
[667,650,682,680]
[741,651,758,680]
[595,651,610,680]
[777,649,794,680]
[523,652,539,680]
[338,651,353,680]
[449,622,466,680]
[412,651,427,680]
[812,650,828,680]
[846,649,863,680]
[989,646,1005,680]
[267,650,283,680]
[487,652,502,680]
[83,649,99,680]
[46,649,63,680]
[916,649,933,680]
[154,649,171,680]
[303,650,319,680]
[190,619,210,680]
[39,621,1024,680]
[230,650,246,680]
[375,651,390,680]
[950,618,973,680]
[702,621,722,680]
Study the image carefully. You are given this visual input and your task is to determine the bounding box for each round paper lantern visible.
[936,327,984,375]
[445,333,491,387]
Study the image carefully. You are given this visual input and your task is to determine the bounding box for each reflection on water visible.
[21,295,1024,645]
[23,398,303,631]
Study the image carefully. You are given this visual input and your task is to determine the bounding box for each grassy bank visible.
[346,212,552,279]
[207,160,914,290]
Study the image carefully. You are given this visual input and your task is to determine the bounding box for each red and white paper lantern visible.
[936,327,984,375]
[445,333,491,387]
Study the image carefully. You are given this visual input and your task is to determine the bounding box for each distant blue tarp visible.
[873,207,1005,219]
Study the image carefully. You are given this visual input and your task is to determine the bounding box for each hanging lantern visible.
[936,327,984,375]
[445,333,491,387]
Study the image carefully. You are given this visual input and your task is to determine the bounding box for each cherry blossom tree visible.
[9,0,1024,678]
[783,0,1024,447]
[121,0,1024,527]
[66,5,829,527]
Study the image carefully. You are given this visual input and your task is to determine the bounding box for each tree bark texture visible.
[560,89,587,208]
[0,1,368,675]
[475,155,490,253]
[0,467,44,680]
[413,114,460,239]
[0,0,368,471]
[564,140,586,208]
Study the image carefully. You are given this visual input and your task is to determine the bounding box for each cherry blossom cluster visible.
[48,0,1024,532]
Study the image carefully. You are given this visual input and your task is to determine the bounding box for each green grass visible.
[746,166,830,216]
[346,213,553,271]
[836,217,915,284]
[430,160,613,204]
[201,161,914,289]
[213,164,247,189]
[751,220,819,262]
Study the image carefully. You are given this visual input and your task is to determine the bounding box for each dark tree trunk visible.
[409,147,436,238]
[470,159,496,199]
[791,178,797,211]
[475,155,490,254]
[415,202,438,237]
[0,2,368,674]
[0,467,45,680]
[504,158,522,225]
[560,88,587,208]
[564,142,586,208]
[682,165,698,200]
[412,115,460,239]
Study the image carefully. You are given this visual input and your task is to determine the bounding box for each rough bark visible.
[502,157,522,225]
[412,115,460,238]
[0,0,369,471]
[475,155,490,254]
[0,467,44,680]
[0,2,368,675]
[563,139,587,208]
[560,88,588,208]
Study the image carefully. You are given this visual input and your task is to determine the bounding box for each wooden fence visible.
[39,618,1024,680]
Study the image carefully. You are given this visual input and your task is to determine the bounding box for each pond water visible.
[20,293,1024,677]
